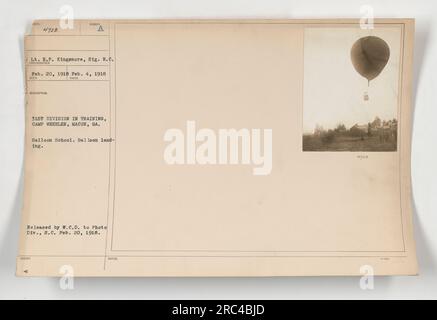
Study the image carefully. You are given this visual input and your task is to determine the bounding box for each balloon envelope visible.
[350,36,390,82]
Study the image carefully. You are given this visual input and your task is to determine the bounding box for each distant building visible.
[350,123,368,132]
[371,116,382,128]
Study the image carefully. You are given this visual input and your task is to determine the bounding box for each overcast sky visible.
[303,26,401,133]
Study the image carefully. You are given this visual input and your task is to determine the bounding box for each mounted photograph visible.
[302,26,402,152]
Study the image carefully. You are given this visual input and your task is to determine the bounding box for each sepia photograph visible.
[303,27,401,152]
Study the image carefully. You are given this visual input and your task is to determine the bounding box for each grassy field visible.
[302,134,397,152]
